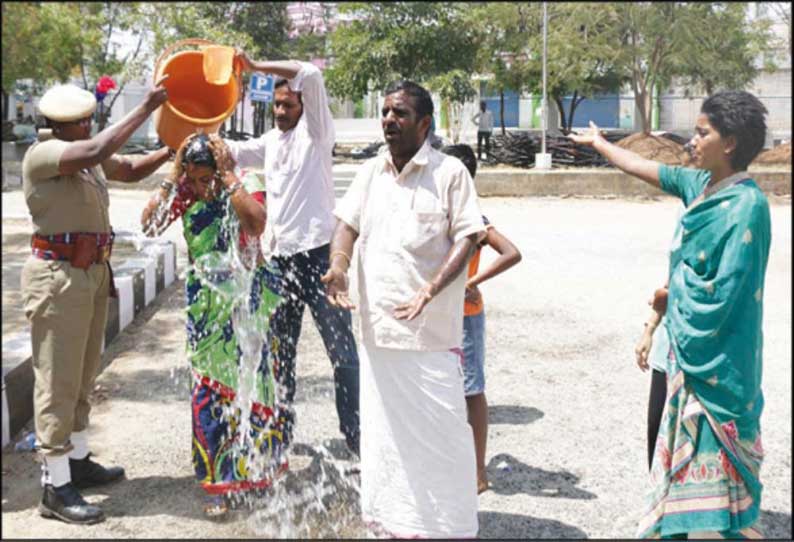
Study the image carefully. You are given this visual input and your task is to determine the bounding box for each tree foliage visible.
[2,3,84,94]
[611,2,777,133]
[536,3,625,134]
[675,3,775,96]
[427,69,478,143]
[325,2,481,100]
[466,2,534,134]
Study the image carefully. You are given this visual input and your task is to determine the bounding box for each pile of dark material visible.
[333,140,384,159]
[489,131,628,168]
[2,121,17,141]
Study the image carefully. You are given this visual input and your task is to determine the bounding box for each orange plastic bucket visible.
[153,39,240,149]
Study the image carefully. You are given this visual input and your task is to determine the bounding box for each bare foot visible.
[477,474,489,494]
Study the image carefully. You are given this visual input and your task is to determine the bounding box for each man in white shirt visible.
[225,51,359,456]
[471,100,494,161]
[322,80,486,538]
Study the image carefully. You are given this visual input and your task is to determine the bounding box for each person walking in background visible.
[21,78,169,525]
[472,100,494,161]
[441,144,522,495]
[224,50,360,456]
[570,90,771,539]
[322,81,486,538]
[141,133,286,518]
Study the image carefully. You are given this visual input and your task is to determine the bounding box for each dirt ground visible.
[1,195,791,539]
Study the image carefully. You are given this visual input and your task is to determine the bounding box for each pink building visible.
[286,2,338,39]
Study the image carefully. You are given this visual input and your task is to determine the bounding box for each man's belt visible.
[31,231,114,269]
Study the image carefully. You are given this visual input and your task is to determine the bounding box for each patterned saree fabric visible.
[639,166,771,538]
[176,172,287,495]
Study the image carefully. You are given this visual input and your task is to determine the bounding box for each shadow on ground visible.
[489,405,544,425]
[487,453,596,500]
[478,511,588,539]
[758,509,792,540]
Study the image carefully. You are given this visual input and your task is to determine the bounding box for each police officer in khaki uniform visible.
[21,78,169,524]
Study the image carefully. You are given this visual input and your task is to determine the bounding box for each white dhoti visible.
[360,342,478,538]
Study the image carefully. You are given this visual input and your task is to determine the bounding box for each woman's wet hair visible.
[168,132,224,183]
[441,144,477,178]
[700,91,767,171]
[181,133,217,169]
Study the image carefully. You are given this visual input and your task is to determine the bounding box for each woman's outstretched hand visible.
[567,121,605,148]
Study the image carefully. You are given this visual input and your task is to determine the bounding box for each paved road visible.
[1,187,791,538]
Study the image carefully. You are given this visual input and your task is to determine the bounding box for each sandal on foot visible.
[203,494,229,519]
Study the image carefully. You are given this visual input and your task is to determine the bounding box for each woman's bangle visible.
[330,250,351,267]
[160,179,176,192]
[226,180,244,196]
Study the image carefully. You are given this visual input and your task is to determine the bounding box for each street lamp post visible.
[535,1,552,170]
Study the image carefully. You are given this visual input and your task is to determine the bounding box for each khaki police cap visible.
[38,84,97,122]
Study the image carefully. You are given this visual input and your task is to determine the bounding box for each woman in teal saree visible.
[570,91,771,539]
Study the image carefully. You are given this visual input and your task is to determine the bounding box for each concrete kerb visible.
[473,168,792,197]
[0,232,177,449]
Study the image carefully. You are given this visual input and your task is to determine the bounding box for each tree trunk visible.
[2,90,8,122]
[553,96,568,133]
[499,90,505,136]
[636,87,651,134]
[451,102,462,144]
[567,94,587,134]
[567,91,578,133]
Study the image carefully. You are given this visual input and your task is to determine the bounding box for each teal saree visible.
[638,167,771,539]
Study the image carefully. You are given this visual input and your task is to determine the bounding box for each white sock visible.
[42,454,71,487]
[69,431,90,460]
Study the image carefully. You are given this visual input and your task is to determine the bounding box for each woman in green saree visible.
[141,133,286,518]
[570,91,771,539]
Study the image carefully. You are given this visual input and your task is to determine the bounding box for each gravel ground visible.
[1,194,791,539]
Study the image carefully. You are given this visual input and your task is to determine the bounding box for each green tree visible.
[70,2,156,130]
[532,3,625,134]
[1,3,83,119]
[611,3,685,134]
[676,3,775,96]
[324,2,481,100]
[612,3,779,133]
[467,2,534,135]
[428,70,477,143]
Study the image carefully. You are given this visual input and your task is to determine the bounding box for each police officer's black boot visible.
[69,453,125,489]
[39,482,105,524]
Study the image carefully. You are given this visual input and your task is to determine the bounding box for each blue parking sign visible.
[250,73,274,102]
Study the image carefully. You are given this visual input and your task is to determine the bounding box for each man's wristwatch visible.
[160,179,176,192]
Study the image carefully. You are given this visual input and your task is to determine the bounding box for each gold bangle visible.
[330,250,351,266]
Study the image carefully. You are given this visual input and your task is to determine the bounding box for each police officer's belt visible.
[31,232,114,270]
